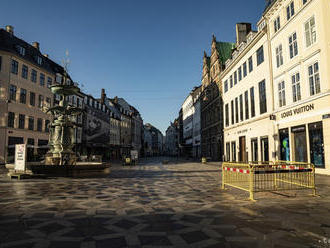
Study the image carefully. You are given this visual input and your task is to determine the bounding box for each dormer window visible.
[16,45,25,56]
[37,56,42,65]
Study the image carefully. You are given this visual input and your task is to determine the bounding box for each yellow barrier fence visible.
[222,161,316,201]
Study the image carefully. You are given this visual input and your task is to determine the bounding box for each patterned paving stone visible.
[1,157,330,247]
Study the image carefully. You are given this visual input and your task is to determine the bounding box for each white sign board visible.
[130,150,138,160]
[15,144,26,171]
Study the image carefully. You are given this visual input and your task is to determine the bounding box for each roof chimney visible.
[235,23,252,46]
[101,88,106,104]
[32,42,40,51]
[5,25,14,35]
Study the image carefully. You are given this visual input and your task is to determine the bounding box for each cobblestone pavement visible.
[1,157,330,248]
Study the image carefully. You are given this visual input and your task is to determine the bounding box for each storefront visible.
[275,96,330,174]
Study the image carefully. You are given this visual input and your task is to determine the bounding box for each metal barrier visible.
[222,161,316,201]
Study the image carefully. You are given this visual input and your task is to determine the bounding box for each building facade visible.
[165,121,178,156]
[201,37,234,161]
[192,90,201,158]
[0,26,64,164]
[222,24,274,163]
[265,0,330,174]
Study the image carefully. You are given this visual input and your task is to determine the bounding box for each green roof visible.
[216,42,235,65]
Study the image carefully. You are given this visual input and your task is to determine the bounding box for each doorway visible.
[251,138,258,162]
[260,137,269,162]
[292,125,307,162]
[239,136,247,162]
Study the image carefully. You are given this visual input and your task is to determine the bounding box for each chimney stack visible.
[235,23,252,46]
[101,88,106,104]
[5,25,14,35]
[32,42,40,50]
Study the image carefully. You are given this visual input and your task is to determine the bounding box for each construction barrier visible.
[222,161,316,201]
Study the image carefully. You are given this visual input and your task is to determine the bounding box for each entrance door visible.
[231,141,236,162]
[292,125,307,162]
[239,136,247,162]
[260,137,269,162]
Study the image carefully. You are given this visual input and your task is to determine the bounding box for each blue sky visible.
[1,0,265,134]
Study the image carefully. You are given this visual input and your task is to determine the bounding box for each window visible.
[45,120,50,132]
[47,77,52,88]
[19,114,25,129]
[248,56,253,72]
[245,90,249,120]
[286,1,295,20]
[46,97,51,107]
[40,73,45,86]
[37,56,42,65]
[31,69,37,83]
[274,16,281,33]
[225,104,229,127]
[235,97,239,123]
[20,88,27,104]
[234,71,237,85]
[239,94,243,121]
[289,32,298,58]
[16,45,25,56]
[8,112,15,128]
[238,67,242,81]
[278,81,286,107]
[275,44,283,68]
[305,16,316,47]
[256,46,264,65]
[9,85,17,101]
[38,95,44,108]
[37,118,43,131]
[243,62,247,77]
[224,80,228,93]
[258,80,267,114]
[292,72,301,102]
[231,100,234,124]
[30,92,35,106]
[21,65,28,79]
[309,62,320,95]
[11,59,18,74]
[28,116,34,130]
[230,75,233,88]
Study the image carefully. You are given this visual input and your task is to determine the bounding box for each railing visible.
[222,161,316,201]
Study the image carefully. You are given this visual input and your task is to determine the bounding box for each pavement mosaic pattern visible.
[1,157,330,248]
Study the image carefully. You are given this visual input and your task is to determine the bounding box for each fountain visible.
[6,70,110,178]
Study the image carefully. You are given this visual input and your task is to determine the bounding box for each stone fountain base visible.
[5,162,110,178]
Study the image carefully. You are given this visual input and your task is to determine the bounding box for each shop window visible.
[309,122,324,168]
[291,125,307,162]
[309,62,320,95]
[292,72,301,102]
[279,128,290,161]
[251,138,258,162]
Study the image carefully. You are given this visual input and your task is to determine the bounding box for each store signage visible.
[280,104,314,119]
[14,144,26,171]
[237,129,248,134]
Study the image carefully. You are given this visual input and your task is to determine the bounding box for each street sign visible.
[14,144,26,172]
